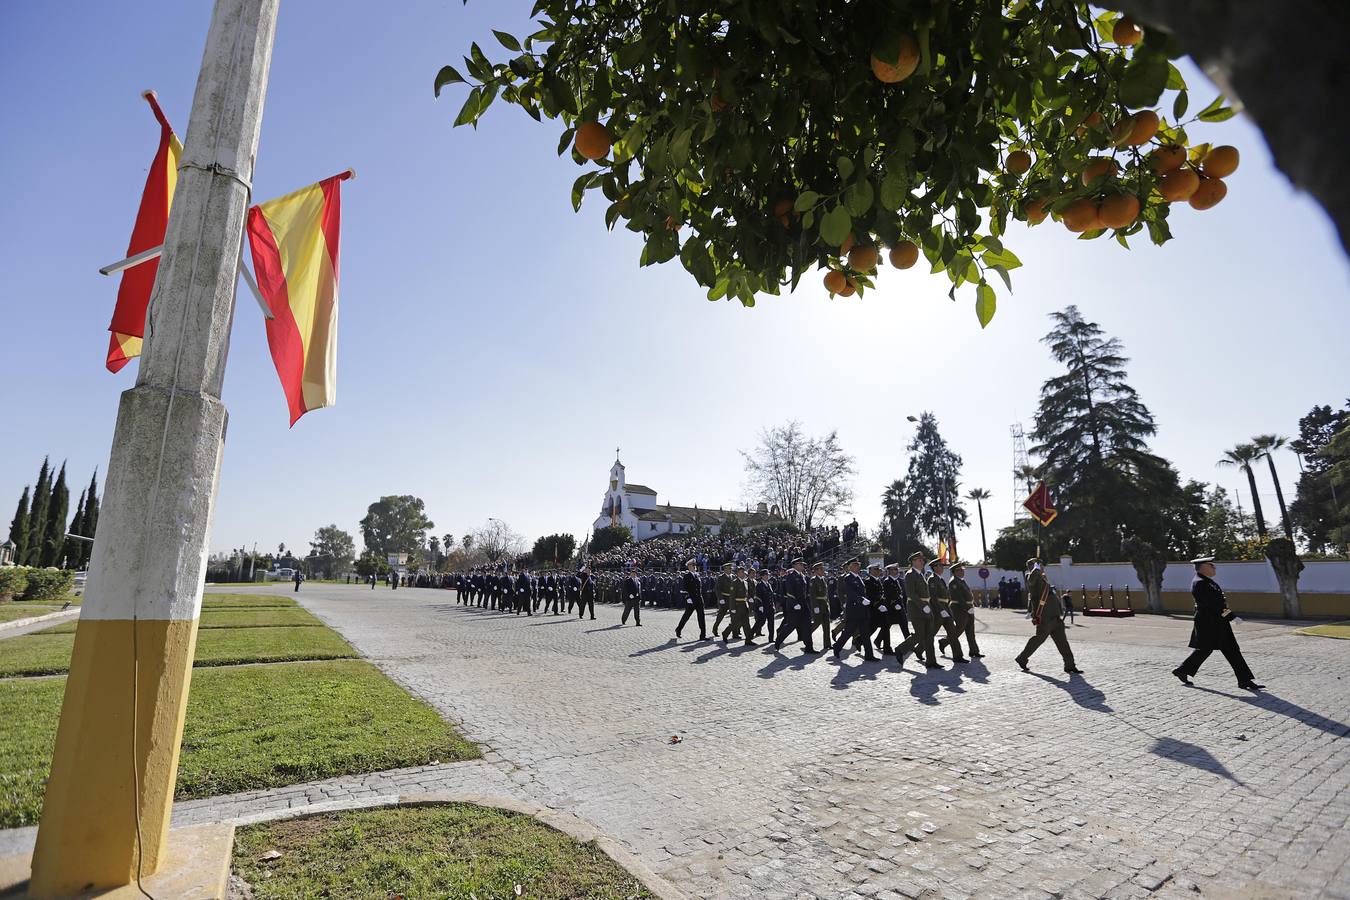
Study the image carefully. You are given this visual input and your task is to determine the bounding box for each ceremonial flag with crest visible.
[246,171,351,425]
[1022,480,1058,526]
[106,92,181,372]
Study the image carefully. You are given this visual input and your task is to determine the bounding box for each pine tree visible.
[901,412,969,547]
[1031,306,1181,561]
[64,489,86,570]
[8,486,30,564]
[24,458,52,566]
[40,463,70,567]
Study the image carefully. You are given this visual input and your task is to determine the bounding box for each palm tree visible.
[1218,443,1267,539]
[1252,434,1293,541]
[966,487,992,562]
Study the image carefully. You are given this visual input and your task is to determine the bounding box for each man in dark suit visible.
[751,568,778,642]
[676,558,708,640]
[1173,556,1263,689]
[775,558,818,652]
[862,563,891,655]
[831,558,877,661]
[621,564,643,626]
[577,566,596,620]
[513,568,533,616]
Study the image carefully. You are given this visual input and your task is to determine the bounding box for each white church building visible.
[593,453,784,541]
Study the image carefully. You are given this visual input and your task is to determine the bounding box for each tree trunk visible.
[1264,537,1304,618]
[1129,556,1166,613]
[1114,0,1350,257]
[1244,465,1267,538]
[1264,454,1293,541]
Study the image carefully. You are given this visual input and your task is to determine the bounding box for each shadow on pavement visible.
[584,624,625,634]
[1030,672,1113,713]
[756,647,826,678]
[828,655,882,689]
[1193,686,1350,739]
[1149,736,1244,785]
[630,639,682,658]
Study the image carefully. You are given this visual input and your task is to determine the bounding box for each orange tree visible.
[436,2,1239,326]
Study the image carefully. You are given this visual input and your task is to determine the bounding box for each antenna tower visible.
[1011,423,1031,521]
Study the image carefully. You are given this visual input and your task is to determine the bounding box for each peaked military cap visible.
[930,558,947,568]
[722,562,734,570]
[1190,554,1216,565]
[867,562,882,571]
[791,557,806,566]
[908,550,925,562]
[811,562,826,571]
[686,558,698,567]
[1025,557,1041,568]
[885,563,900,571]
[951,560,968,569]
[844,556,860,566]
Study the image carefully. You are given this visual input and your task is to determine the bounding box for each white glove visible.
[862,599,870,606]
[923,605,932,615]
[1231,616,1244,625]
[686,598,693,605]
[793,604,801,610]
[879,605,887,612]
[941,610,951,619]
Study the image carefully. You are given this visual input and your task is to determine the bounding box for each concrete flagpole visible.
[29,0,278,893]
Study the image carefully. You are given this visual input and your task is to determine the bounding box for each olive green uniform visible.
[940,575,981,657]
[928,572,967,661]
[712,572,734,635]
[809,574,834,645]
[895,568,938,666]
[721,577,754,643]
[1016,569,1078,671]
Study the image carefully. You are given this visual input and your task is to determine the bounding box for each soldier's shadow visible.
[629,639,681,657]
[828,655,882,690]
[1192,686,1349,739]
[691,641,753,664]
[906,665,968,705]
[1148,736,1244,785]
[756,647,826,679]
[1030,672,1112,713]
[583,624,626,634]
[525,618,575,626]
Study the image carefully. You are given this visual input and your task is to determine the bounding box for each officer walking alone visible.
[676,558,708,641]
[1015,558,1082,674]
[1172,555,1264,690]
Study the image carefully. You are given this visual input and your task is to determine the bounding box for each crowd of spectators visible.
[584,520,860,574]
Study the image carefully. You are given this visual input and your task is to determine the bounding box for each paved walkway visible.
[11,585,1350,898]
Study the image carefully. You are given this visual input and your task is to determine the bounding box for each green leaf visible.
[1165,63,1186,91]
[1196,94,1227,118]
[880,171,908,211]
[1119,49,1169,109]
[433,65,465,98]
[1198,106,1236,122]
[1173,90,1188,120]
[836,156,855,182]
[843,180,874,217]
[975,282,996,328]
[794,191,820,212]
[492,30,521,52]
[544,74,578,116]
[453,87,482,127]
[820,205,852,248]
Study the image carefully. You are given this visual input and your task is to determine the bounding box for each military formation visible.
[442,551,1102,676]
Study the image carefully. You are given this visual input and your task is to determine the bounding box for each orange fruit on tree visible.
[1062,198,1100,233]
[1125,110,1159,145]
[824,270,848,293]
[1098,193,1141,229]
[1023,197,1048,225]
[1084,111,1103,127]
[574,121,612,160]
[1149,145,1186,174]
[1081,157,1119,185]
[1188,177,1228,210]
[1201,145,1240,178]
[870,34,920,83]
[1158,168,1200,201]
[838,278,858,297]
[848,245,880,272]
[839,232,857,255]
[1113,16,1142,45]
[773,198,795,227]
[1006,150,1033,175]
[711,93,728,112]
[889,240,919,269]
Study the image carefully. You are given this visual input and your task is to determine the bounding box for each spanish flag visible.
[246,171,350,425]
[106,92,181,372]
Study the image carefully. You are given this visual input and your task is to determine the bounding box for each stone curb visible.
[0,608,78,637]
[228,792,688,900]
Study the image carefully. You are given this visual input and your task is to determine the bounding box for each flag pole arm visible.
[237,254,274,320]
[98,245,163,276]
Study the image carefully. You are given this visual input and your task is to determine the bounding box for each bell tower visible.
[602,449,626,526]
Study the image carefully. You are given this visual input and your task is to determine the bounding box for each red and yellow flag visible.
[106,91,182,372]
[246,171,350,425]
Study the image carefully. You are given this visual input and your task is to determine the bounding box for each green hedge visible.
[18,569,74,601]
[0,568,28,600]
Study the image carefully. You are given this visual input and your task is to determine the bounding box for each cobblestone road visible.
[15,585,1345,899]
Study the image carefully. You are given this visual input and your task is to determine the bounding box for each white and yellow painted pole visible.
[28,0,278,893]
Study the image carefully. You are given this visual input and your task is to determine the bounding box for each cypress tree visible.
[25,458,51,566]
[901,412,969,545]
[39,463,69,568]
[8,487,30,563]
[80,470,100,568]
[64,489,86,569]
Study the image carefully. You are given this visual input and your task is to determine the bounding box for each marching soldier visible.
[878,564,910,653]
[1015,558,1082,674]
[576,566,596,620]
[1172,556,1263,690]
[775,558,818,653]
[721,565,755,645]
[711,562,735,637]
[808,562,834,647]
[831,558,877,661]
[864,563,892,654]
[621,564,644,626]
[676,558,709,640]
[940,561,983,658]
[896,551,940,669]
[751,567,778,641]
[929,559,968,663]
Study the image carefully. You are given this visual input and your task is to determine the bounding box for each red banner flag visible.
[106,92,182,372]
[1022,481,1058,526]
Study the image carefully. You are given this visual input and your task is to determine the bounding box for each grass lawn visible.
[1299,621,1350,640]
[0,605,59,625]
[39,606,322,634]
[201,593,297,609]
[0,622,357,678]
[0,659,478,828]
[232,805,653,900]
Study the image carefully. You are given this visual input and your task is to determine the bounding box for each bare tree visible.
[742,421,855,529]
[467,518,524,565]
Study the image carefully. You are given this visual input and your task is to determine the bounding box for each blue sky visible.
[2,2,1347,561]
